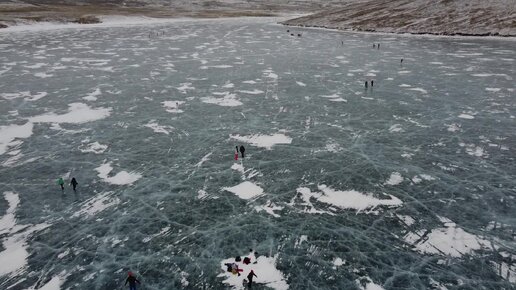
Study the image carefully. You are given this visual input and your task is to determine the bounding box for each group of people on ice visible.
[224,251,259,288]
[57,177,78,193]
[235,145,246,160]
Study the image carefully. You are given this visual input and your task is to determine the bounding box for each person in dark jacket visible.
[70,177,78,192]
[247,270,257,287]
[239,145,246,158]
[125,272,141,290]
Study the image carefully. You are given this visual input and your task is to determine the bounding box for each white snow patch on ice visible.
[458,114,475,119]
[0,191,50,276]
[83,88,102,101]
[384,172,403,185]
[78,141,108,154]
[223,181,264,200]
[404,218,492,257]
[229,133,292,150]
[95,162,142,185]
[29,103,111,124]
[408,88,428,94]
[296,81,306,87]
[0,122,33,155]
[231,163,245,174]
[202,92,242,107]
[297,185,402,213]
[219,253,289,290]
[162,101,185,113]
[389,124,403,133]
[72,191,120,218]
[254,202,283,218]
[144,121,172,135]
[238,89,264,95]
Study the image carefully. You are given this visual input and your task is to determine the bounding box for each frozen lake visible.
[0,17,515,290]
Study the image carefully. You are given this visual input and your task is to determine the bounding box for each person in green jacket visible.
[57,177,64,192]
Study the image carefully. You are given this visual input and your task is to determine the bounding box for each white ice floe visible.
[0,122,33,155]
[72,191,119,218]
[458,113,474,119]
[296,81,306,87]
[219,253,289,290]
[162,101,185,113]
[485,88,501,92]
[78,141,108,154]
[201,92,242,107]
[296,185,402,213]
[404,217,493,257]
[229,133,292,150]
[83,88,102,101]
[384,172,403,185]
[95,162,142,185]
[29,103,111,124]
[223,181,264,200]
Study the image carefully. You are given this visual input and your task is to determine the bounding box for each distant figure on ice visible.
[57,177,64,192]
[373,44,376,48]
[239,145,246,158]
[364,81,368,89]
[400,58,404,66]
[371,80,374,87]
[243,256,251,265]
[70,177,78,192]
[247,270,257,288]
[125,272,141,290]
[297,34,301,37]
[235,146,239,160]
[377,43,380,49]
[341,40,344,46]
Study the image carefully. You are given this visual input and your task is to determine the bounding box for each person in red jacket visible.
[234,146,239,160]
[125,272,141,290]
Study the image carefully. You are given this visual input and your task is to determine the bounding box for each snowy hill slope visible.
[282,0,516,36]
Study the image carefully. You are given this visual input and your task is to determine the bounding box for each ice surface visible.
[0,16,515,290]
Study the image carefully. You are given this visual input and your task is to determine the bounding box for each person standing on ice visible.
[364,81,368,89]
[235,146,239,160]
[70,177,78,192]
[247,270,257,288]
[57,177,65,192]
[239,145,246,158]
[125,272,141,290]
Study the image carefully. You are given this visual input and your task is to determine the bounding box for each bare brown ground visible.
[0,3,283,27]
